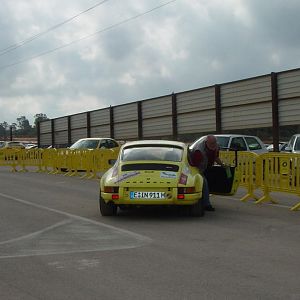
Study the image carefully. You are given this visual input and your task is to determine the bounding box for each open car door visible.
[204,150,240,195]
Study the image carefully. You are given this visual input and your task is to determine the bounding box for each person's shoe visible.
[205,205,215,211]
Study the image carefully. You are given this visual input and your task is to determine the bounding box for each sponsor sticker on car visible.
[160,171,177,179]
[130,191,166,199]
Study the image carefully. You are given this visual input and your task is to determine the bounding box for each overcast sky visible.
[0,0,300,126]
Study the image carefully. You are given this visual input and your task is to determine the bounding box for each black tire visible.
[189,198,205,217]
[99,193,117,216]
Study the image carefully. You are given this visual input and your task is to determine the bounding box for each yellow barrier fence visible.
[255,152,300,211]
[220,151,259,202]
[1,147,300,211]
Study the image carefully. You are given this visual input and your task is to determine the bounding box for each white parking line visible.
[0,192,152,259]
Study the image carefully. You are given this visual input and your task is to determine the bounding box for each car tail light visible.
[112,194,119,200]
[178,187,196,194]
[177,187,196,199]
[104,186,119,193]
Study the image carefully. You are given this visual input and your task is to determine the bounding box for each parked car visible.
[267,142,288,152]
[285,134,300,153]
[99,140,239,217]
[190,134,268,154]
[25,143,38,149]
[0,141,25,149]
[69,138,119,150]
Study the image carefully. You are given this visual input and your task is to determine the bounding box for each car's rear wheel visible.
[189,198,205,217]
[99,193,117,216]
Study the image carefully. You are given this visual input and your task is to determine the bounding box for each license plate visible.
[130,191,165,199]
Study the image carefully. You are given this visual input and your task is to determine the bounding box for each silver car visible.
[190,134,268,154]
[285,134,300,153]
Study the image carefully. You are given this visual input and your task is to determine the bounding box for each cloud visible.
[0,0,300,126]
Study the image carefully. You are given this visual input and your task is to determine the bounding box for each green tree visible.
[17,116,31,131]
[34,113,49,127]
[0,121,9,139]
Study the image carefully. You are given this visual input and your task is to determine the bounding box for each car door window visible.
[244,137,262,151]
[230,137,247,151]
[105,139,116,148]
[109,140,119,148]
[99,140,109,149]
[216,136,230,149]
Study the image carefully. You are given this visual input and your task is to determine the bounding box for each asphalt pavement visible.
[0,168,299,300]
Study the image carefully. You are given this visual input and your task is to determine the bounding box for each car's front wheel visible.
[99,193,117,216]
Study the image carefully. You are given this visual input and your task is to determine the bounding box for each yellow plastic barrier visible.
[23,149,44,172]
[1,146,300,211]
[0,149,22,172]
[220,151,259,202]
[255,152,300,210]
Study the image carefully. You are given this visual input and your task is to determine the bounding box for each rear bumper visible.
[101,191,201,206]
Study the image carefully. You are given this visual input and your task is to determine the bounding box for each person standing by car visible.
[190,135,223,211]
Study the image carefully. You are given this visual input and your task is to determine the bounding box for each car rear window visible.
[122,146,183,162]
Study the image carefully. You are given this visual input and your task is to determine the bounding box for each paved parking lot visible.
[0,168,299,300]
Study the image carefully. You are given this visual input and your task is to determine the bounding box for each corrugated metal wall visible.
[39,120,52,146]
[39,68,300,147]
[221,76,272,130]
[278,69,300,126]
[90,108,110,138]
[114,103,138,139]
[177,87,215,134]
[142,96,172,138]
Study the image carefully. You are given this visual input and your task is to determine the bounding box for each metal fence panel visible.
[71,113,87,129]
[114,121,138,140]
[221,76,271,107]
[279,98,300,126]
[114,103,137,123]
[222,102,272,130]
[54,117,68,131]
[143,117,172,138]
[278,69,300,99]
[176,87,215,113]
[54,130,68,145]
[71,128,88,143]
[40,133,52,146]
[40,120,52,133]
[90,109,110,126]
[90,125,111,137]
[142,96,172,119]
[177,110,216,134]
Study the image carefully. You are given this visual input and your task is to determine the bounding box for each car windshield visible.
[70,140,99,149]
[216,136,230,149]
[121,146,183,162]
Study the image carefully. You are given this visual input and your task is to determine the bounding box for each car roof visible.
[123,140,186,148]
[76,138,114,140]
[214,134,260,138]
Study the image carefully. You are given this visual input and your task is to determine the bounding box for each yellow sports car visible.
[99,140,239,217]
